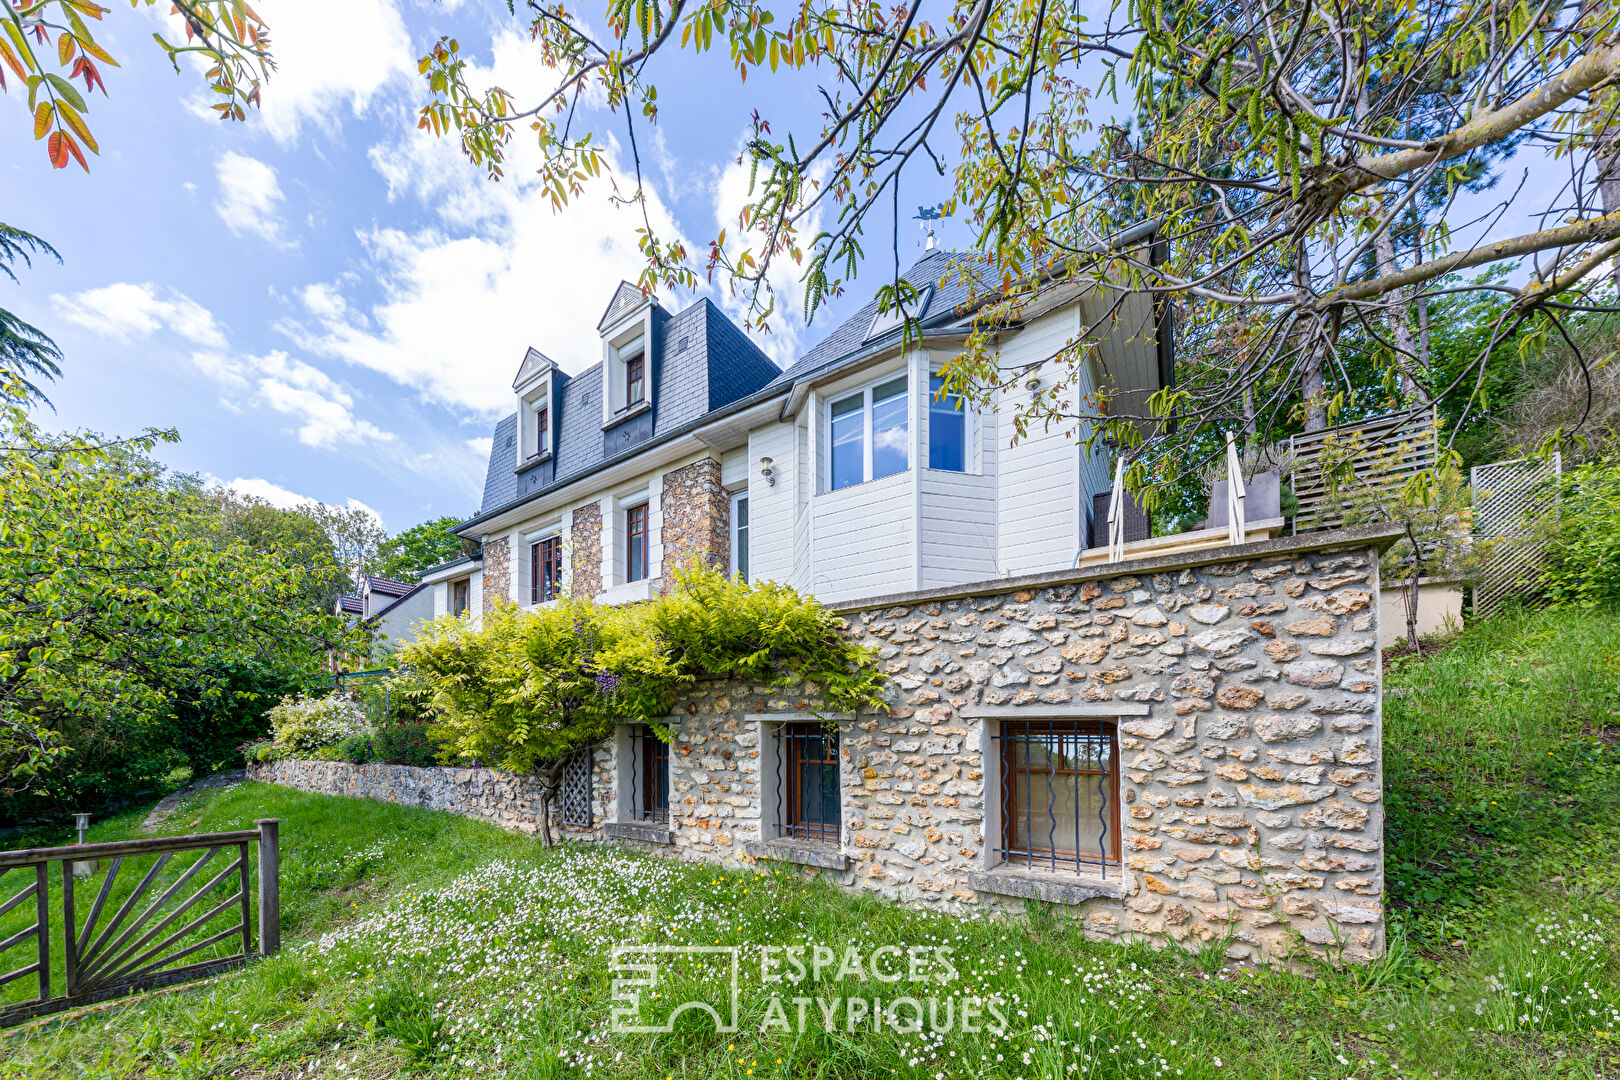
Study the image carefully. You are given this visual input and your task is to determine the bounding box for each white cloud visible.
[465,436,493,458]
[216,151,295,248]
[51,282,228,348]
[279,32,708,416]
[224,476,314,509]
[710,150,822,366]
[250,350,397,449]
[186,0,416,144]
[218,478,386,530]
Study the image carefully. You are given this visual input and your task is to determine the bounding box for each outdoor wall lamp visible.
[759,457,775,486]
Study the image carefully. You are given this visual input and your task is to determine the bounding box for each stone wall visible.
[481,536,510,611]
[253,527,1393,964]
[571,502,603,599]
[659,457,729,593]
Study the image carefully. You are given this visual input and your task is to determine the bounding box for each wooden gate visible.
[0,819,280,1027]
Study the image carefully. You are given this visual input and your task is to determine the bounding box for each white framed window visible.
[928,373,970,472]
[827,374,909,491]
[604,322,651,421]
[730,490,749,581]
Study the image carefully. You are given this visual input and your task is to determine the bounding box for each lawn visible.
[2,606,1618,1079]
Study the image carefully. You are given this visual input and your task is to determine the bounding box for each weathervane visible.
[913,202,950,251]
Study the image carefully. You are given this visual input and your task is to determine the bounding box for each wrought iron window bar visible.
[992,721,1119,878]
[628,724,670,824]
[775,722,840,843]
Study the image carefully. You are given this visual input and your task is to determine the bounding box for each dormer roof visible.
[512,347,559,390]
[597,281,655,331]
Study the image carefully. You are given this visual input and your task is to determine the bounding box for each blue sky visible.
[1,1,1561,534]
[0,0,961,532]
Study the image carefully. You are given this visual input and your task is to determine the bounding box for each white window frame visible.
[824,372,910,491]
[730,489,750,581]
[926,369,974,474]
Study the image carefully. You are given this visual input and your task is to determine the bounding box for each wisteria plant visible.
[400,566,885,844]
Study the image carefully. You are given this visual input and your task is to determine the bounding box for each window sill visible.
[816,470,910,497]
[743,838,850,870]
[967,867,1124,904]
[599,578,655,606]
[601,400,651,431]
[604,820,675,845]
[514,450,552,475]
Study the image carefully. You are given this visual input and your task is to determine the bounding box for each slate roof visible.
[337,595,363,615]
[475,295,782,517]
[467,251,1030,525]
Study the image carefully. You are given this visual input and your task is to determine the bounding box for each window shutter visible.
[517,539,533,604]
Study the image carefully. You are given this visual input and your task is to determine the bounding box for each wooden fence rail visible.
[0,819,280,1028]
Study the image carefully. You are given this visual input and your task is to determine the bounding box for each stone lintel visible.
[967,869,1125,904]
[603,820,675,845]
[959,703,1151,719]
[743,839,851,870]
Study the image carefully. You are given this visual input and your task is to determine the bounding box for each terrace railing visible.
[0,819,280,1028]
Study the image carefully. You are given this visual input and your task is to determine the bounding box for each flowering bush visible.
[266,693,372,753]
[399,565,885,843]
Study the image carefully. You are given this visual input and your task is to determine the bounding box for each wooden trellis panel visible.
[1472,454,1561,617]
[1290,409,1438,530]
[558,749,593,827]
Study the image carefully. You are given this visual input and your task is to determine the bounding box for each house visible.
[269,249,1391,963]
[334,574,436,646]
[431,247,1171,619]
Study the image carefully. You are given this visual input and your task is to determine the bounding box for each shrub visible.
[1541,455,1620,609]
[374,723,441,768]
[400,565,885,843]
[267,693,371,753]
[337,733,375,765]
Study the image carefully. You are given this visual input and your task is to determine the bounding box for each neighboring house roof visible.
[367,582,427,625]
[363,575,417,598]
[476,295,781,517]
[337,594,363,615]
[417,552,480,579]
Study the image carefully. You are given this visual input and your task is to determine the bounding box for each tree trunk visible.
[1601,143,1620,292]
[535,758,568,847]
[1373,212,1420,400]
[1301,344,1327,432]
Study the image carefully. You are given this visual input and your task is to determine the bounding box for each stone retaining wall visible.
[252,526,1394,964]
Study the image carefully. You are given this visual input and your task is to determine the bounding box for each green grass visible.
[2,607,1619,1079]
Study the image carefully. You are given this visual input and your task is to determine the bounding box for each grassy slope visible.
[1,607,1618,1080]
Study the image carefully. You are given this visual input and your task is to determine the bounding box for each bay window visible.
[827,374,908,490]
[928,374,968,472]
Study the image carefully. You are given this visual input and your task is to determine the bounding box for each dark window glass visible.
[997,721,1119,873]
[626,350,645,406]
[536,406,548,456]
[829,392,865,491]
[452,579,469,616]
[532,537,562,603]
[781,722,839,842]
[929,374,967,471]
[626,504,648,582]
[870,375,909,479]
[634,724,670,823]
[733,495,749,581]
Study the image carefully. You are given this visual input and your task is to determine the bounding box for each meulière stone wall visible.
[252,527,1394,964]
[481,536,510,611]
[659,457,728,593]
[571,502,603,599]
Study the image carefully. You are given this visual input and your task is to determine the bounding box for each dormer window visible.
[625,345,645,406]
[511,348,560,469]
